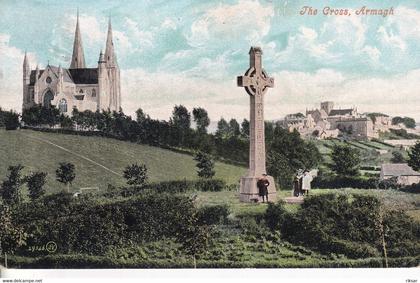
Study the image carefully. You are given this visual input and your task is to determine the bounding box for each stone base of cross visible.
[239,176,277,203]
[237,47,277,203]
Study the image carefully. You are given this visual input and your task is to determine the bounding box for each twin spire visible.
[70,10,116,69]
[70,10,85,69]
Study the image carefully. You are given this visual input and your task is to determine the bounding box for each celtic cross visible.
[237,47,274,177]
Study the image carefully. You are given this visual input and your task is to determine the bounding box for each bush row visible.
[265,194,420,259]
[3,254,418,268]
[312,176,378,189]
[14,193,198,255]
[116,179,228,198]
[360,166,380,171]
[400,182,420,194]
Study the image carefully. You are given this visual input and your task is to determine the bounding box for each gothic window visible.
[30,90,34,101]
[46,77,52,84]
[59,99,68,113]
[79,89,84,94]
[43,90,54,108]
[92,89,96,97]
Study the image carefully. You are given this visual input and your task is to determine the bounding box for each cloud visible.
[270,69,420,120]
[120,66,420,123]
[63,14,105,46]
[123,17,154,50]
[274,15,374,70]
[0,34,37,111]
[186,0,274,48]
[121,67,244,121]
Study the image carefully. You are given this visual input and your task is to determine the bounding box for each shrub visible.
[400,182,420,194]
[265,201,289,231]
[194,179,226,192]
[266,193,419,259]
[116,179,227,197]
[14,193,199,255]
[197,204,230,225]
[4,111,20,130]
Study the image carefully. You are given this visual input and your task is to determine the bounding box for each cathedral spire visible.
[70,9,86,69]
[23,50,28,67]
[105,16,118,67]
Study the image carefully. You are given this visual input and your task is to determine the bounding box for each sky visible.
[1,0,420,122]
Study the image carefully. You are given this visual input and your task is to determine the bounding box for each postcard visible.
[0,0,419,282]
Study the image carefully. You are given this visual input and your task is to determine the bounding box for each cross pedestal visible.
[237,47,277,203]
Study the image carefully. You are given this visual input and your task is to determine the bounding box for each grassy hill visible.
[0,129,246,193]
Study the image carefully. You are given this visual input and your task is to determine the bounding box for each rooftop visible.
[381,163,420,176]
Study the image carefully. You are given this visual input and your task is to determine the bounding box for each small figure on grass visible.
[301,170,313,197]
[257,174,270,203]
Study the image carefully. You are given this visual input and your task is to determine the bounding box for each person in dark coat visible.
[257,175,270,203]
[293,175,300,197]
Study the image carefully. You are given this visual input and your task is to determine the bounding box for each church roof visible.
[68,68,98,84]
[329,109,354,116]
[29,67,98,85]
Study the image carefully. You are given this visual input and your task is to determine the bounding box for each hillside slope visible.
[0,129,246,193]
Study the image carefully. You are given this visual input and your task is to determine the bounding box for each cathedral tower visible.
[70,10,86,69]
[104,18,121,111]
[22,51,30,108]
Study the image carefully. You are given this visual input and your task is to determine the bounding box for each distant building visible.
[22,12,121,115]
[380,163,420,186]
[279,101,390,140]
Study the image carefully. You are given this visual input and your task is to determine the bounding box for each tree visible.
[22,104,42,126]
[228,119,241,137]
[392,116,416,129]
[390,151,405,164]
[56,162,76,192]
[171,105,191,130]
[123,163,148,186]
[216,118,229,138]
[268,127,321,171]
[241,119,249,138]
[40,105,60,127]
[4,111,20,130]
[0,165,25,206]
[408,141,420,171]
[177,208,212,268]
[25,172,47,201]
[330,144,361,176]
[59,114,74,129]
[192,108,210,134]
[267,151,295,190]
[194,151,215,179]
[135,108,149,124]
[0,205,27,268]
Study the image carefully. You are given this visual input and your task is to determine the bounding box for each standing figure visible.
[257,175,270,203]
[292,175,300,197]
[302,170,313,196]
[298,170,304,196]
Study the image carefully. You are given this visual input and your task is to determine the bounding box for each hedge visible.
[400,182,420,194]
[118,179,227,197]
[312,176,378,189]
[2,254,418,269]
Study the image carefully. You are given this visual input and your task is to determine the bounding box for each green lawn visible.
[0,129,246,193]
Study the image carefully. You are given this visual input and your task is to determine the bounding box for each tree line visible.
[6,104,322,189]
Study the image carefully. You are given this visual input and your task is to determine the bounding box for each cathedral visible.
[22,13,121,115]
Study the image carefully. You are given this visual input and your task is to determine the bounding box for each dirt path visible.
[23,133,122,177]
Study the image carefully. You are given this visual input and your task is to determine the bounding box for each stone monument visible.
[237,47,277,203]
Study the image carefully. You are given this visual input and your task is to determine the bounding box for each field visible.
[0,129,246,193]
[312,138,407,166]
